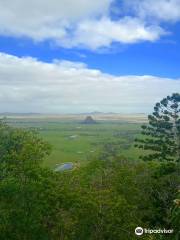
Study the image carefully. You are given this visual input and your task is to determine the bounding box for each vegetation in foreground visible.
[0,93,179,239]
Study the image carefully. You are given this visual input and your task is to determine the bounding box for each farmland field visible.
[4,114,146,168]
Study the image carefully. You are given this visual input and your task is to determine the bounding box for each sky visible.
[0,0,180,114]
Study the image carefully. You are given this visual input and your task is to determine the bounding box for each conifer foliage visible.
[135,93,180,162]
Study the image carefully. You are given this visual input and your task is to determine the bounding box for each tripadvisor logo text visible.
[135,227,173,236]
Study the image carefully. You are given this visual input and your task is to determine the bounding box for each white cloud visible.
[0,0,112,40]
[0,0,168,49]
[0,52,179,113]
[125,0,180,22]
[60,17,165,50]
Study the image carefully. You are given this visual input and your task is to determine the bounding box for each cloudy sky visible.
[0,0,180,113]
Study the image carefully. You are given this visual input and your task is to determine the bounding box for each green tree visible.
[170,189,180,240]
[0,123,76,239]
[135,93,180,162]
[67,158,160,240]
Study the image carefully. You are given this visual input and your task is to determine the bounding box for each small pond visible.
[55,163,74,172]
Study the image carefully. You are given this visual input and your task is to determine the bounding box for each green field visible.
[6,118,142,168]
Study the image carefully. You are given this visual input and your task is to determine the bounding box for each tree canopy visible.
[135,93,180,162]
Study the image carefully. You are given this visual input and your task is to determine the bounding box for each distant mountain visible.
[89,111,104,115]
[82,116,97,124]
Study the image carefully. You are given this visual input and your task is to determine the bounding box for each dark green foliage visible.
[147,162,179,227]
[0,123,80,239]
[135,93,180,162]
[0,121,179,239]
[171,190,180,239]
[62,159,179,239]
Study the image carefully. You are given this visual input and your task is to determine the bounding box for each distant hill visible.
[82,116,97,124]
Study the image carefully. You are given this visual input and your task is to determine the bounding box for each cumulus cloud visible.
[0,0,169,49]
[0,0,112,40]
[0,52,179,113]
[60,17,165,50]
[125,0,180,22]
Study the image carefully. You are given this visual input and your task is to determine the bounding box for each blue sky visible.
[0,0,179,113]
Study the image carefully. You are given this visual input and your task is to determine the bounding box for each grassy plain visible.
[4,114,146,168]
